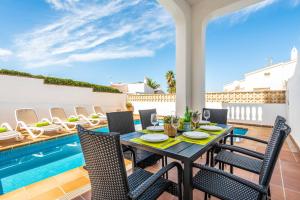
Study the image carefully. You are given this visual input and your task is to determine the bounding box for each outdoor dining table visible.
[120,124,234,200]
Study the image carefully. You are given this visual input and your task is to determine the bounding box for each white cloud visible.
[14,0,174,68]
[0,48,12,58]
[214,0,278,25]
[290,0,300,7]
[45,0,80,11]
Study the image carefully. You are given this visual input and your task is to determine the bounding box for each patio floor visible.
[0,124,299,200]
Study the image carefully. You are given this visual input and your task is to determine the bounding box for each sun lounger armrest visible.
[41,118,51,123]
[1,122,13,130]
[52,117,63,123]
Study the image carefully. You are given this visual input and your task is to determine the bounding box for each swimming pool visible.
[0,122,247,194]
[0,120,141,194]
[232,127,248,142]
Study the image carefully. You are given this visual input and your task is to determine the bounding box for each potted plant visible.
[183,106,192,131]
[163,116,178,137]
[126,102,134,112]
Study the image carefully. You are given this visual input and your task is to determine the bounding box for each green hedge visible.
[0,69,121,93]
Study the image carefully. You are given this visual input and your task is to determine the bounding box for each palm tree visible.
[165,70,176,94]
[146,77,160,90]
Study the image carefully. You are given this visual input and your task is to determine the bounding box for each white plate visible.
[199,125,223,131]
[140,134,169,143]
[183,131,209,139]
[199,120,210,124]
[146,126,164,132]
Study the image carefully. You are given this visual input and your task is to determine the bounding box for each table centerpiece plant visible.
[126,102,134,112]
[183,106,192,131]
[163,115,179,137]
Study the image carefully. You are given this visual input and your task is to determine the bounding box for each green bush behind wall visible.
[0,69,121,93]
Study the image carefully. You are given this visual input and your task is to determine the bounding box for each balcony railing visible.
[128,90,286,104]
[206,90,286,104]
[128,91,287,126]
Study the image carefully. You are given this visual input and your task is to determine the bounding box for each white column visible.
[159,0,265,115]
[159,0,192,115]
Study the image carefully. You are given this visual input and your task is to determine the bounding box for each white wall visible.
[223,103,287,126]
[127,83,154,94]
[131,101,175,116]
[224,60,296,92]
[288,53,300,146]
[0,75,127,127]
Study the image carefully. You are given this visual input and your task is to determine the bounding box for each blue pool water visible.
[0,120,142,194]
[0,125,111,194]
[0,121,247,194]
[232,127,248,142]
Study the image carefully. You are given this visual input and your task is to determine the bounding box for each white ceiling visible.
[186,0,201,5]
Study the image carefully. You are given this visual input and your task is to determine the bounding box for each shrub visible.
[0,69,121,93]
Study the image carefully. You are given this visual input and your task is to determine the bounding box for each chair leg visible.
[205,150,210,165]
[165,156,169,179]
[268,186,271,198]
[204,192,208,200]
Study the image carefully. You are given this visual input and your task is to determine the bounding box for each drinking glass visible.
[171,116,179,130]
[203,110,210,121]
[151,113,159,128]
[192,113,200,124]
[192,112,200,128]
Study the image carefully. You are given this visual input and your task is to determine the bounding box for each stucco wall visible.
[0,75,127,127]
[288,53,300,146]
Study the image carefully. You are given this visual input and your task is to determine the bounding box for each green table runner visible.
[176,135,217,145]
[195,128,226,135]
[139,129,164,134]
[130,137,181,149]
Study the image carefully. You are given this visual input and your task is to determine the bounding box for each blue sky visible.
[0,0,300,92]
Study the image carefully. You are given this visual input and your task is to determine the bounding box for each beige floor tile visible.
[61,177,90,193]
[30,188,64,200]
[0,188,31,200]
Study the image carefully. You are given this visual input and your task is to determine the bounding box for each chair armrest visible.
[193,163,267,194]
[215,144,265,160]
[224,134,268,144]
[129,162,183,199]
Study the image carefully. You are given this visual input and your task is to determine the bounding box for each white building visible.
[224,48,298,92]
[111,78,156,94]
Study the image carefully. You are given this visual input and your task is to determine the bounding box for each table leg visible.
[183,160,193,200]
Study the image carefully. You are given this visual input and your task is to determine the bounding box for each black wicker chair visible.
[213,116,286,175]
[192,121,291,200]
[139,109,157,130]
[107,111,163,169]
[202,108,228,124]
[139,109,169,177]
[202,108,228,164]
[77,125,183,200]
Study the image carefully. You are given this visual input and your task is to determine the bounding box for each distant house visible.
[224,47,298,92]
[111,77,164,94]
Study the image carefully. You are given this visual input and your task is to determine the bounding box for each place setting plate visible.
[183,131,209,139]
[140,134,169,143]
[198,120,210,125]
[199,125,223,131]
[146,125,164,132]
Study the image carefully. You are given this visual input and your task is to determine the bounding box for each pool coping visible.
[0,124,107,152]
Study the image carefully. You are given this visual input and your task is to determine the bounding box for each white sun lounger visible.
[0,123,24,141]
[93,106,107,120]
[75,106,102,126]
[15,108,62,139]
[50,107,90,131]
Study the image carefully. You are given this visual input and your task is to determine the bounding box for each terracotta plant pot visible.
[164,123,176,137]
[127,106,134,112]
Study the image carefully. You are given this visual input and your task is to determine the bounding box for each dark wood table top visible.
[120,124,233,162]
